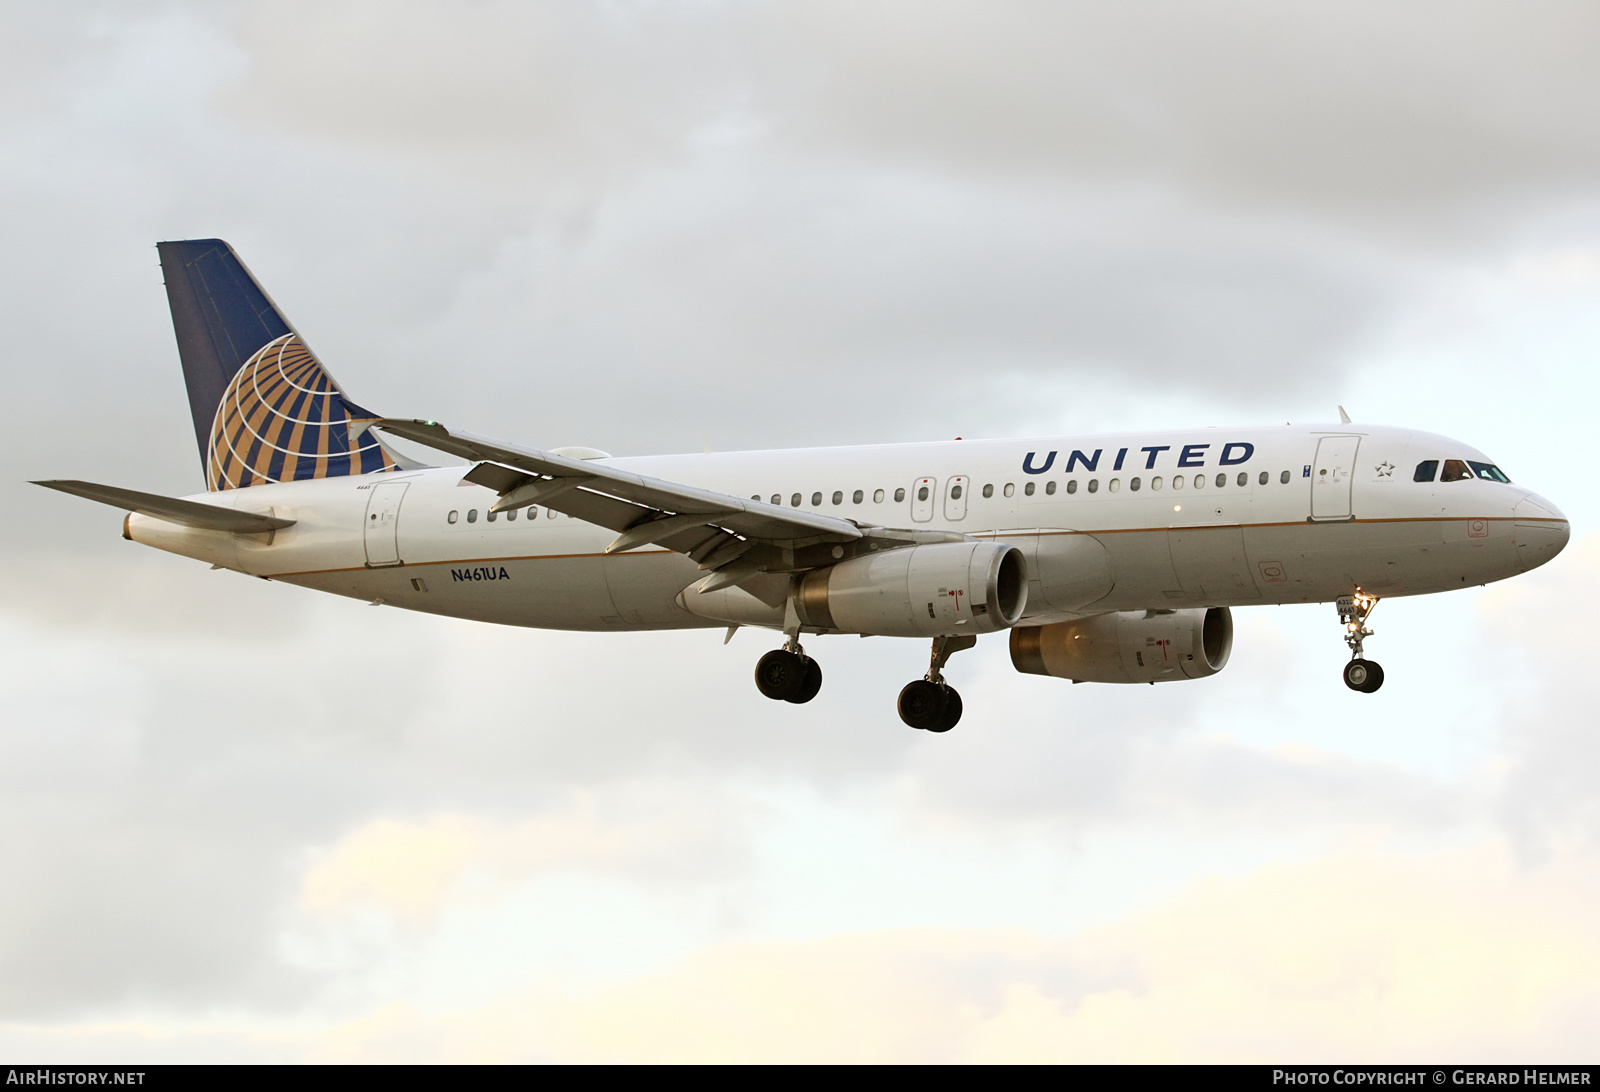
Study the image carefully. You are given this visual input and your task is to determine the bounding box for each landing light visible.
[1173,505,1182,512]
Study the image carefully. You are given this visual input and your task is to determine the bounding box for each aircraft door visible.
[944,476,969,521]
[1168,525,1261,600]
[363,481,409,567]
[1310,435,1360,521]
[911,477,936,523]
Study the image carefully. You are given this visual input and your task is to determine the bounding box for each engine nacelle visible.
[794,541,1028,637]
[1010,607,1232,683]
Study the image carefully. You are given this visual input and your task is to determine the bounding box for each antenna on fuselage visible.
[1338,405,1352,424]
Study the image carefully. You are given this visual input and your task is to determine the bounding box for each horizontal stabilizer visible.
[32,480,295,534]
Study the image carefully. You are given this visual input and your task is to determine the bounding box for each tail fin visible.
[157,239,396,491]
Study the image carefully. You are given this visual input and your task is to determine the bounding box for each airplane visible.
[35,239,1570,732]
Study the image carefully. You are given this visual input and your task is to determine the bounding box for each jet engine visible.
[1010,607,1232,684]
[793,541,1028,637]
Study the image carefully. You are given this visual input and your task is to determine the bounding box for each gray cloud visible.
[1,0,1596,1036]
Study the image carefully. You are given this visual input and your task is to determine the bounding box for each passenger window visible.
[467,509,478,523]
[875,489,885,503]
[894,488,905,502]
[771,494,781,505]
[1130,477,1141,491]
[447,510,459,524]
[527,507,537,519]
[1280,470,1290,484]
[1024,482,1035,496]
[853,489,864,504]
[917,486,929,502]
[1150,476,1162,492]
[1003,483,1014,498]
[506,508,517,521]
[487,509,498,522]
[1215,473,1226,489]
[832,491,843,505]
[1194,474,1206,489]
[811,492,823,506]
[1440,459,1471,483]
[1045,481,1057,495]
[950,484,963,500]
[1065,480,1078,494]
[1258,471,1268,486]
[751,495,760,502]
[1087,479,1099,494]
[1171,475,1183,491]
[1109,478,1121,493]
[1237,472,1247,487]
[549,508,558,519]
[981,484,993,499]
[1468,461,1511,483]
[1413,460,1438,482]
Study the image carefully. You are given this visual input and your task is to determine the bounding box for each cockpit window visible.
[1413,460,1438,482]
[1468,461,1511,483]
[1440,459,1472,482]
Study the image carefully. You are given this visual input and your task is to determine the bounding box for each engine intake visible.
[1010,607,1232,683]
[794,541,1027,637]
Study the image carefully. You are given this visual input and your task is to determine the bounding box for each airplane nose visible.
[1512,494,1570,572]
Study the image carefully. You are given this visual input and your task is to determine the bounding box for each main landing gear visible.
[754,636,823,704]
[751,632,976,731]
[898,634,977,732]
[1337,591,1384,693]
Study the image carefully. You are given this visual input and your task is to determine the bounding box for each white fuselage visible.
[127,423,1569,632]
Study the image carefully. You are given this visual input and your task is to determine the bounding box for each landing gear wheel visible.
[755,649,807,701]
[1335,593,1384,693]
[898,680,950,730]
[786,657,823,704]
[1343,658,1385,693]
[926,687,962,733]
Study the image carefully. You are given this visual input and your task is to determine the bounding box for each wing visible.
[33,480,295,534]
[374,419,965,592]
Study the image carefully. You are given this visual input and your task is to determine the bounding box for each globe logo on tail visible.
[206,333,395,491]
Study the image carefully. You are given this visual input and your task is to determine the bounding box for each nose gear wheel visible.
[1343,658,1384,693]
[1336,592,1384,693]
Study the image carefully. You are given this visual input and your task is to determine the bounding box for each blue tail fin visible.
[157,239,396,491]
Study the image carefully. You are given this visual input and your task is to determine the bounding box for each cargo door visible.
[1310,435,1360,521]
[363,481,409,567]
[1168,524,1260,600]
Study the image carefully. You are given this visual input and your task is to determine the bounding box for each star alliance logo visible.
[1375,460,1395,477]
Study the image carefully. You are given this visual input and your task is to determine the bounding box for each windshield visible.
[1437,458,1512,483]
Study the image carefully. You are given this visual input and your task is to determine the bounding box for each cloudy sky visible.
[3,0,1599,1062]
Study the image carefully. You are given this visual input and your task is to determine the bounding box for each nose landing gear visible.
[898,634,976,732]
[755,635,823,704]
[1337,591,1384,693]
